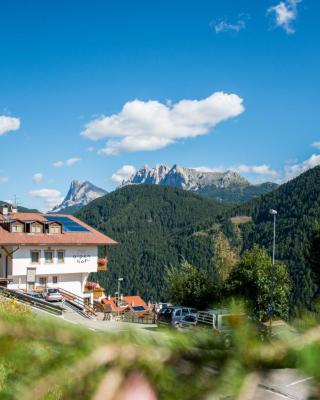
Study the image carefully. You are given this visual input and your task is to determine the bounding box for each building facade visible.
[0,204,116,298]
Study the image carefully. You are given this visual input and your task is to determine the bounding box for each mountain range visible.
[122,163,249,189]
[49,164,278,213]
[122,164,278,204]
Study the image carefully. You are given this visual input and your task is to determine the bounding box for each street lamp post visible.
[269,209,277,334]
[117,277,123,317]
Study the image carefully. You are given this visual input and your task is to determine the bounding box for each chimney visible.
[11,204,18,214]
[0,204,9,216]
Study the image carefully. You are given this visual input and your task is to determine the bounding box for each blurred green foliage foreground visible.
[0,299,320,399]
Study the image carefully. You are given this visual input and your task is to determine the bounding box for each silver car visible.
[43,288,63,302]
[158,306,197,327]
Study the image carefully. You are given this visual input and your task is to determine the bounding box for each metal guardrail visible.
[58,287,96,318]
[63,301,91,319]
[0,286,63,316]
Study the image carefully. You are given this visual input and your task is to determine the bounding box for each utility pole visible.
[117,277,123,317]
[269,209,277,335]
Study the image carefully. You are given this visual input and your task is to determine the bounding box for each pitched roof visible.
[0,213,117,246]
[101,298,124,312]
[101,296,148,311]
[122,296,148,309]
[0,213,48,222]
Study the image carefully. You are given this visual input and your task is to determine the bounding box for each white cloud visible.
[0,116,20,136]
[111,165,136,183]
[267,0,301,34]
[311,141,320,149]
[285,154,320,180]
[87,146,95,152]
[29,188,63,210]
[193,166,225,173]
[53,157,81,168]
[32,172,43,184]
[81,91,245,155]
[233,164,278,176]
[0,177,8,183]
[213,18,246,34]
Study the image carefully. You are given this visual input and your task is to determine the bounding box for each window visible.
[31,251,40,264]
[184,315,196,322]
[44,250,53,264]
[39,277,47,287]
[57,250,65,263]
[52,276,58,284]
[49,224,61,234]
[175,309,181,317]
[31,223,43,233]
[11,223,23,233]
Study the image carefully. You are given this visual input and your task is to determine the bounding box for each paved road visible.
[253,369,314,400]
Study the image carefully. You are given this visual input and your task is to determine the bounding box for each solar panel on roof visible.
[44,215,90,232]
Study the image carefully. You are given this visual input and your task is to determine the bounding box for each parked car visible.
[196,309,246,347]
[156,302,169,313]
[157,306,197,327]
[178,314,198,329]
[43,288,63,302]
[28,291,45,300]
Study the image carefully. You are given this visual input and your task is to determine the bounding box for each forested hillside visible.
[198,181,278,204]
[234,166,320,312]
[77,166,320,312]
[76,185,235,300]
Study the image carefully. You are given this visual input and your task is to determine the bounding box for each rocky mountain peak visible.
[52,180,107,213]
[122,164,250,191]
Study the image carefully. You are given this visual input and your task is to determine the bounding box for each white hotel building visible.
[0,204,116,297]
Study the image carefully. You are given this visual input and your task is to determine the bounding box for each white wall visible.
[8,272,88,297]
[10,245,98,277]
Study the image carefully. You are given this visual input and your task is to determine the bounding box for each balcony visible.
[97,257,108,271]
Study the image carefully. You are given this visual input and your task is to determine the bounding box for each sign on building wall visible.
[73,250,91,264]
[26,268,36,283]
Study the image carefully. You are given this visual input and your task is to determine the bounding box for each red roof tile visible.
[3,213,48,222]
[102,299,124,312]
[122,296,148,309]
[0,213,117,246]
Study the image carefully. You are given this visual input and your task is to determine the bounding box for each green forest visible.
[76,166,320,315]
[198,181,278,204]
[77,185,233,301]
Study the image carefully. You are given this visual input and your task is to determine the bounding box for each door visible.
[39,276,47,288]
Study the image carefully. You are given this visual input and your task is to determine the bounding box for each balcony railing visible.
[97,257,108,271]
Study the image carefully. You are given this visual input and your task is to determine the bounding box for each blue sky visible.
[1,0,320,210]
